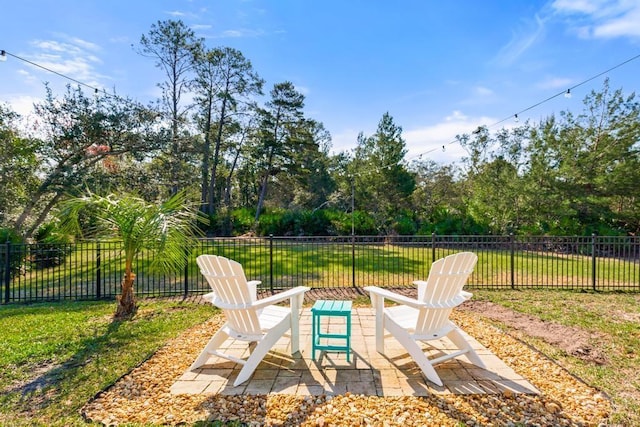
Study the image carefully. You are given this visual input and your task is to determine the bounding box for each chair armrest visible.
[202,291,216,303]
[413,280,428,300]
[247,280,261,302]
[252,286,309,310]
[364,286,427,309]
[365,286,470,309]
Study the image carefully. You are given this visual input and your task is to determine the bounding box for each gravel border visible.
[81,305,610,426]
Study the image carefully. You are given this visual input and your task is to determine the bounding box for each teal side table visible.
[311,300,352,362]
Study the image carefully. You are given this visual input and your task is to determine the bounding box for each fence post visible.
[3,242,10,304]
[183,253,189,298]
[351,234,356,288]
[431,233,436,262]
[96,242,101,299]
[592,233,597,291]
[510,233,515,290]
[269,234,274,293]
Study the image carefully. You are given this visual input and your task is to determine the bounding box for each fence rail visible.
[2,234,640,304]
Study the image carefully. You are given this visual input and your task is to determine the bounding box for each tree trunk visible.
[207,94,229,215]
[24,192,64,240]
[13,187,47,232]
[200,101,213,214]
[221,146,242,236]
[170,79,180,197]
[255,173,269,224]
[115,272,137,319]
[255,146,275,224]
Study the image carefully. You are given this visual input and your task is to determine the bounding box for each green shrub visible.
[0,227,25,280]
[31,222,72,269]
[256,209,287,236]
[352,211,378,235]
[324,209,351,235]
[279,210,299,235]
[303,210,333,235]
[231,208,256,235]
[417,207,490,235]
[392,213,417,235]
[324,209,377,235]
[279,210,333,236]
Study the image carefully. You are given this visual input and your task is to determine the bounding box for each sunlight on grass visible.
[473,289,640,426]
[2,290,639,425]
[0,299,214,427]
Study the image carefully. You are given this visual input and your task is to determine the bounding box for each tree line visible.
[1,19,639,243]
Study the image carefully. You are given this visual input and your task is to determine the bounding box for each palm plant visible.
[60,190,205,319]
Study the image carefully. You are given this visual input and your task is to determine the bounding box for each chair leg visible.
[233,316,291,386]
[373,295,385,353]
[385,318,444,387]
[447,326,486,368]
[189,326,230,370]
[290,295,303,354]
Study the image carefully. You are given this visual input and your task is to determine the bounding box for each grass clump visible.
[0,299,213,426]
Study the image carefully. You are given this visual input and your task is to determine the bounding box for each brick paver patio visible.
[171,307,539,396]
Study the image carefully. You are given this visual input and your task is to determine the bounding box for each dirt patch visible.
[611,309,640,323]
[460,300,608,365]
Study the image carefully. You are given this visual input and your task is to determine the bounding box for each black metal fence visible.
[2,234,640,304]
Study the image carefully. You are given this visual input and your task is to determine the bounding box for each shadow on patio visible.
[171,306,539,397]
[81,291,610,426]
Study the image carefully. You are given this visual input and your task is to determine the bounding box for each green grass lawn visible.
[0,298,213,427]
[1,290,639,425]
[472,289,640,426]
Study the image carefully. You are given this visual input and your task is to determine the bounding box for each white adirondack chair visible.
[190,255,309,386]
[196,254,260,303]
[364,252,485,386]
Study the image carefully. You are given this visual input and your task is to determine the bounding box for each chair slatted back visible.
[415,252,477,335]
[197,255,262,336]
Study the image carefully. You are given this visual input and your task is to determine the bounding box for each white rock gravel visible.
[82,310,610,426]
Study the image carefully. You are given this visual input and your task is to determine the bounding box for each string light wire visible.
[1,50,102,94]
[409,52,640,161]
[0,49,151,111]
[2,48,639,163]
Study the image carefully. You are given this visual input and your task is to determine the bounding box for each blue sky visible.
[1,0,639,164]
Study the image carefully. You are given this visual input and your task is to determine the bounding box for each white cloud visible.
[474,86,494,96]
[166,10,188,17]
[404,111,498,164]
[330,128,361,155]
[219,28,266,38]
[17,69,38,84]
[536,76,574,89]
[43,35,102,53]
[67,37,101,52]
[552,0,604,14]
[24,37,108,89]
[330,111,501,165]
[458,85,498,108]
[295,84,310,96]
[1,95,41,117]
[29,56,105,88]
[593,7,640,37]
[494,14,547,65]
[33,40,67,53]
[552,0,640,39]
